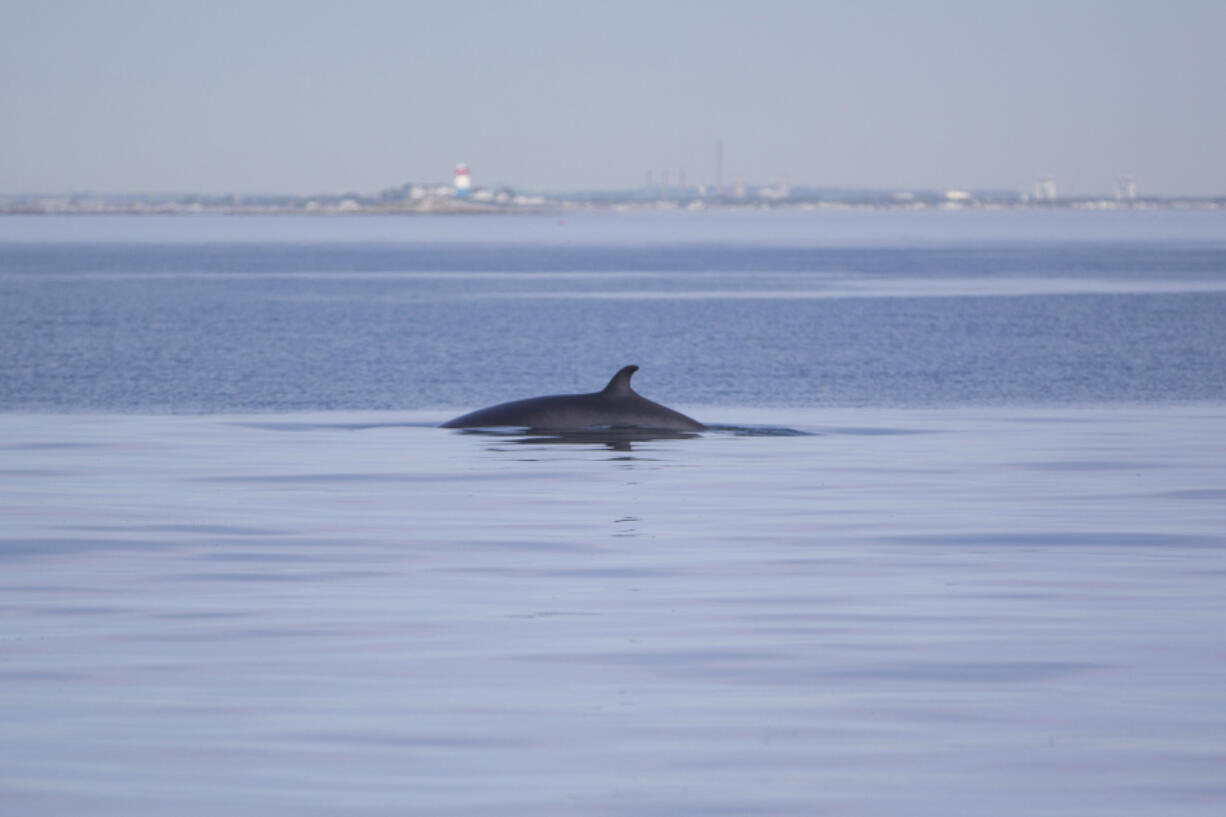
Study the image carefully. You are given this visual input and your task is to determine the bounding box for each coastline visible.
[3,195,1223,217]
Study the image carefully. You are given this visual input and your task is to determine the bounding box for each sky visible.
[2,0,1224,197]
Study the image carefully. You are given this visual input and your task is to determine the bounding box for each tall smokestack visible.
[714,139,723,196]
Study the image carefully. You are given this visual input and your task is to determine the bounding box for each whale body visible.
[441,365,705,431]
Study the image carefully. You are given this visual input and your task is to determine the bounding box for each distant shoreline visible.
[3,197,1224,216]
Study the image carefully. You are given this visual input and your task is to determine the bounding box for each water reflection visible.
[451,424,812,451]
[453,427,703,452]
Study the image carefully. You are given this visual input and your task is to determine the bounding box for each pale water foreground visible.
[3,405,1225,816]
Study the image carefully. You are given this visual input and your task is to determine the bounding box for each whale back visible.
[441,365,704,431]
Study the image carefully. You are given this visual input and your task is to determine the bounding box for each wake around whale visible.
[441,365,706,432]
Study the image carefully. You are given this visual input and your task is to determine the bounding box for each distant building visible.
[1115,175,1137,201]
[1034,175,1058,201]
[759,177,791,201]
[454,164,472,199]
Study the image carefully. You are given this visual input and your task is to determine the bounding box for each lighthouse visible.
[453,164,471,199]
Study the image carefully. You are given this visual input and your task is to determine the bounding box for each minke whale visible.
[441,365,705,432]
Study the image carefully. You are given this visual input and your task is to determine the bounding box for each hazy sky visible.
[3,0,1224,196]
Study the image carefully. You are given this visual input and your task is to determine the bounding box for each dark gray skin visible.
[441,365,706,431]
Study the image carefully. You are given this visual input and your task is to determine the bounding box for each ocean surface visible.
[2,210,1226,815]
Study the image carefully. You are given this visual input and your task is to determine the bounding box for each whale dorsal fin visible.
[602,365,639,396]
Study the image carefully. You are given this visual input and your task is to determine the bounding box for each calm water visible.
[2,210,1225,411]
[2,211,1226,815]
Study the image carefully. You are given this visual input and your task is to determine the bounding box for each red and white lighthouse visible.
[453,164,471,199]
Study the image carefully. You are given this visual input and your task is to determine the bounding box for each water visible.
[2,211,1225,815]
[2,211,1225,411]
